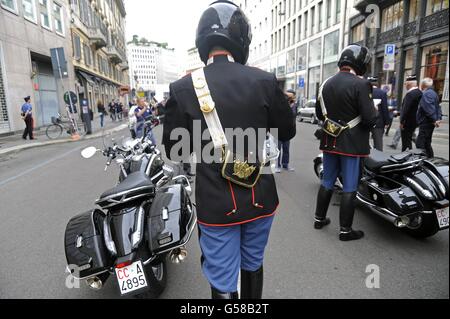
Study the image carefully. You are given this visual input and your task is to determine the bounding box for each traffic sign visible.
[298,77,305,88]
[64,91,78,105]
[383,44,396,71]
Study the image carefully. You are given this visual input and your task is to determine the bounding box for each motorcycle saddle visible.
[365,149,412,172]
[98,171,155,201]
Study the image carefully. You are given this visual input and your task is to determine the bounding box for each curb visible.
[0,124,128,157]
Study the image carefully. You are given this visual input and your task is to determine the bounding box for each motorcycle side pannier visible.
[147,184,195,254]
[64,209,110,279]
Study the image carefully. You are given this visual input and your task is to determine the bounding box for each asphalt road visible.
[0,122,448,299]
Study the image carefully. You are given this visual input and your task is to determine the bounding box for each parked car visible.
[297,99,318,124]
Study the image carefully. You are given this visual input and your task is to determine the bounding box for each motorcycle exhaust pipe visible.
[86,276,103,290]
[169,247,188,264]
[356,194,405,227]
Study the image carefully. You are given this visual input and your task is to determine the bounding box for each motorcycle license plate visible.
[115,261,148,295]
[436,207,449,229]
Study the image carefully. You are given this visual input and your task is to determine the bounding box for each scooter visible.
[313,149,449,238]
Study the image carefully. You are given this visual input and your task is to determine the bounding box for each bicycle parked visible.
[45,113,77,139]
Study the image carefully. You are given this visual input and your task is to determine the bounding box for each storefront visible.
[420,42,448,101]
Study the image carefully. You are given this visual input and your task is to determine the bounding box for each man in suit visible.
[163,1,295,299]
[400,76,422,152]
[416,78,442,158]
[368,77,390,151]
[314,44,377,241]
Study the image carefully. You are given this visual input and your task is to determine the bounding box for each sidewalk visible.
[0,116,129,156]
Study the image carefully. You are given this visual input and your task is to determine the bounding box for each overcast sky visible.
[124,0,213,54]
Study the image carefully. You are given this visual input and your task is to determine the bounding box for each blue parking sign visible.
[386,44,395,55]
[298,77,305,88]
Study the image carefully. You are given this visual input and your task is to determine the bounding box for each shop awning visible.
[76,71,96,86]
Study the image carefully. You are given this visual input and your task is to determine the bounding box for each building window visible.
[381,1,404,32]
[351,23,365,43]
[287,49,295,74]
[72,33,81,60]
[326,0,331,27]
[296,44,307,71]
[323,30,339,64]
[83,43,91,66]
[421,42,449,101]
[335,0,341,24]
[323,62,338,81]
[426,0,449,15]
[308,66,321,99]
[304,11,308,37]
[1,0,17,13]
[318,1,323,31]
[23,0,37,23]
[39,0,51,29]
[53,2,64,35]
[309,37,322,67]
[311,6,315,32]
[408,0,419,22]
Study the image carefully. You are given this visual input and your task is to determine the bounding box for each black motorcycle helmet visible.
[195,1,252,65]
[337,44,372,76]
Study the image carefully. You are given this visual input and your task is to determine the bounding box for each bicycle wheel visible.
[46,124,63,139]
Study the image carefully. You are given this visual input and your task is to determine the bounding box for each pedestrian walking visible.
[163,1,295,299]
[108,100,116,121]
[416,78,442,158]
[97,100,107,128]
[276,89,297,172]
[400,75,422,152]
[368,77,390,151]
[314,44,377,241]
[21,96,35,140]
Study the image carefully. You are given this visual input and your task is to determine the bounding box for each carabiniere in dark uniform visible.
[314,44,377,241]
[163,1,295,299]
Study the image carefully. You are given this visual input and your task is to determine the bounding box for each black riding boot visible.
[314,185,333,229]
[211,286,239,299]
[241,266,264,299]
[339,192,364,241]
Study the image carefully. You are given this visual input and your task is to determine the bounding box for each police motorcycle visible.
[64,117,196,298]
[313,148,449,238]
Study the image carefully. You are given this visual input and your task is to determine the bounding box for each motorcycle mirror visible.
[81,147,97,159]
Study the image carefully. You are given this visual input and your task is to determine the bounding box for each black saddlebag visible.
[64,209,110,279]
[147,184,195,254]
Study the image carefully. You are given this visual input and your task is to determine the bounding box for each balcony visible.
[120,61,129,71]
[420,8,449,33]
[106,45,124,64]
[403,21,418,38]
[89,28,107,49]
[377,26,402,45]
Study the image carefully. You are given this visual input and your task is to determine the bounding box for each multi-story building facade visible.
[270,0,357,99]
[350,0,449,114]
[236,0,272,71]
[185,47,204,74]
[128,37,181,100]
[0,0,76,134]
[69,0,129,110]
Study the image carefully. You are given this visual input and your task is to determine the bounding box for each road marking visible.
[0,147,82,188]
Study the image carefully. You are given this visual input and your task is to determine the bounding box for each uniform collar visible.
[207,53,235,65]
[407,86,419,92]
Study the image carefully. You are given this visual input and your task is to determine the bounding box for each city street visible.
[0,121,448,299]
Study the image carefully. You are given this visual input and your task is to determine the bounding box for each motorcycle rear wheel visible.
[134,260,167,299]
[404,213,439,239]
